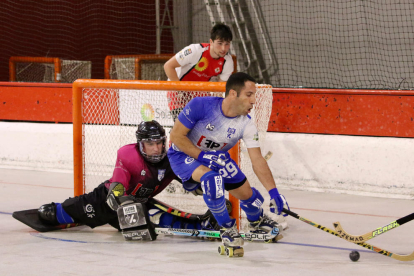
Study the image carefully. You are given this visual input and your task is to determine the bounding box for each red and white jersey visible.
[174,43,234,82]
[105,144,176,201]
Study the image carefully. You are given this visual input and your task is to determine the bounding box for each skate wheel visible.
[225,247,233,257]
[218,245,226,255]
[233,248,244,257]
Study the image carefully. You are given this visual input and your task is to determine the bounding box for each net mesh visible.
[80,84,272,222]
[174,0,414,89]
[108,56,171,80]
[13,59,91,83]
[3,1,412,88]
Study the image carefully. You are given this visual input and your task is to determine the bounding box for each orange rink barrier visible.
[269,88,414,138]
[0,82,72,122]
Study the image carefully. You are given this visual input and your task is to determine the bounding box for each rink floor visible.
[0,168,413,276]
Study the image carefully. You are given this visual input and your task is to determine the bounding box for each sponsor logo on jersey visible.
[158,169,166,181]
[253,133,259,141]
[197,135,228,150]
[214,67,220,73]
[131,184,154,198]
[205,123,215,131]
[179,53,184,60]
[227,128,236,139]
[185,106,191,115]
[219,61,223,65]
[195,57,208,72]
[191,70,212,78]
[141,170,146,176]
[184,48,192,56]
[84,204,95,218]
[185,157,195,164]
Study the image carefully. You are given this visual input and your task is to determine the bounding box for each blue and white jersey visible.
[173,97,260,152]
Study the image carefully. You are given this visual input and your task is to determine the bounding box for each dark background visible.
[0,0,173,80]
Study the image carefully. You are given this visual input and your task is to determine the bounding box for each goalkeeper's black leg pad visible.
[13,207,81,232]
[38,203,59,225]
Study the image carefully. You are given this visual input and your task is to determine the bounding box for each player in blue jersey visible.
[167,72,289,247]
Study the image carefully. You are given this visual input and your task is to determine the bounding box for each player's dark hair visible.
[210,23,232,42]
[225,72,256,97]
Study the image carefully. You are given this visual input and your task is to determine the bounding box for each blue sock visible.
[200,171,233,228]
[240,188,263,222]
[158,213,201,229]
[55,203,74,224]
[203,194,233,228]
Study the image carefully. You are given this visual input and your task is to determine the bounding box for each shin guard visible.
[201,172,233,228]
[240,187,264,222]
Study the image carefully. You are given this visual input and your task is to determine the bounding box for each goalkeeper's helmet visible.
[136,120,167,163]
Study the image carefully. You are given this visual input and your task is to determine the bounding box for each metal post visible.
[156,0,160,54]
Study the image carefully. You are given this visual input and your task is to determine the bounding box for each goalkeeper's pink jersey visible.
[105,144,175,200]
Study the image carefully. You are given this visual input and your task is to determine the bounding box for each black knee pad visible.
[38,203,59,225]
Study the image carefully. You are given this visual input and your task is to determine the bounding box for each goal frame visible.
[9,56,62,82]
[104,54,174,79]
[72,79,241,225]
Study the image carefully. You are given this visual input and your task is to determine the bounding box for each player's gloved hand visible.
[197,151,230,171]
[106,182,136,211]
[269,188,289,217]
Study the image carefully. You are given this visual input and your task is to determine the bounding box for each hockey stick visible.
[155,226,281,242]
[148,198,205,221]
[333,212,414,243]
[283,208,414,262]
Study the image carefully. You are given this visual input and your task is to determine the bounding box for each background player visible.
[168,72,289,247]
[35,120,219,238]
[164,23,234,121]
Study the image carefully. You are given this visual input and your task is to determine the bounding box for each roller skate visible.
[249,213,283,243]
[218,219,244,257]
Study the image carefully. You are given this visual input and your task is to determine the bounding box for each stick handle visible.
[396,212,414,225]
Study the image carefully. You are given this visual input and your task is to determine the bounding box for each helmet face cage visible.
[136,120,167,163]
[138,138,167,163]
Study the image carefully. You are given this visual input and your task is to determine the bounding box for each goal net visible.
[73,80,272,229]
[104,54,174,80]
[9,57,91,83]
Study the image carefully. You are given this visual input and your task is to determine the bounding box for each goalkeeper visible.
[168,72,289,248]
[31,120,221,239]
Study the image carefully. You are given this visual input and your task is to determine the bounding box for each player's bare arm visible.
[164,56,181,81]
[170,119,202,159]
[247,147,277,192]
